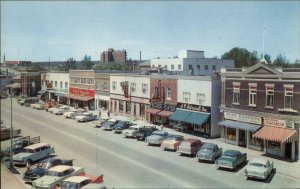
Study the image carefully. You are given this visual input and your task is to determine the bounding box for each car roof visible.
[24,143,50,150]
[224,150,240,155]
[49,165,72,172]
[108,118,117,122]
[202,143,217,148]
[183,138,201,143]
[63,176,90,183]
[250,158,268,164]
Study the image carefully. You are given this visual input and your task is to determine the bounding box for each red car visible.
[56,174,104,189]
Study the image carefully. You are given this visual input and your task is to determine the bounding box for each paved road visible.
[1,98,299,188]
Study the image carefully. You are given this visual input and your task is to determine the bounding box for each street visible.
[1,98,300,188]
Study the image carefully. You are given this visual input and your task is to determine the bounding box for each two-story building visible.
[95,71,110,112]
[220,61,300,160]
[110,73,150,120]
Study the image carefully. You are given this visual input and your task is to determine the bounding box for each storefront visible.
[66,87,95,110]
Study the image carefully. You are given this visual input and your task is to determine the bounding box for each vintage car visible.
[32,165,85,189]
[173,122,187,132]
[56,174,104,189]
[196,143,222,162]
[75,112,98,122]
[63,108,85,119]
[122,125,143,138]
[112,121,134,134]
[48,105,64,113]
[53,106,71,115]
[93,118,109,128]
[134,126,158,140]
[216,150,247,170]
[13,143,55,166]
[81,183,108,189]
[19,97,39,106]
[1,136,40,156]
[23,158,74,183]
[177,138,202,156]
[101,119,118,131]
[145,130,169,146]
[0,125,21,141]
[44,100,57,111]
[161,134,184,151]
[34,102,45,110]
[244,158,274,181]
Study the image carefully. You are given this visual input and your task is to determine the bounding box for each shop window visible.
[233,84,240,105]
[166,88,172,100]
[126,102,131,114]
[119,100,124,112]
[183,92,191,103]
[60,81,63,88]
[112,81,116,90]
[266,86,274,108]
[171,64,174,70]
[178,64,181,69]
[249,84,257,107]
[142,83,147,93]
[284,87,293,109]
[65,82,68,89]
[196,93,205,105]
[131,83,136,92]
[140,104,145,117]
[226,127,236,141]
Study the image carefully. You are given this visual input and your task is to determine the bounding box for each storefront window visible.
[119,100,124,112]
[226,127,236,141]
[140,104,145,117]
[126,102,131,114]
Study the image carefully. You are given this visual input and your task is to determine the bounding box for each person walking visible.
[107,110,111,118]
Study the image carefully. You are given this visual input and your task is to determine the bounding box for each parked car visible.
[177,138,202,156]
[63,108,85,119]
[145,130,169,146]
[196,143,222,162]
[216,150,247,170]
[92,118,109,128]
[75,112,98,122]
[1,136,40,156]
[19,97,39,107]
[161,134,184,151]
[82,183,108,189]
[55,174,104,189]
[173,122,187,132]
[32,165,85,189]
[122,125,143,138]
[244,158,274,181]
[44,100,57,111]
[101,119,118,131]
[33,102,45,110]
[13,143,55,167]
[0,125,21,141]
[23,158,74,183]
[53,106,71,115]
[48,104,63,113]
[112,121,134,134]
[134,126,158,140]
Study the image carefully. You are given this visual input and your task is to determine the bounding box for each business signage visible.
[69,87,95,97]
[264,118,294,129]
[224,112,261,124]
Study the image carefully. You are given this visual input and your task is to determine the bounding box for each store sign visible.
[224,112,261,124]
[69,87,95,97]
[264,118,294,129]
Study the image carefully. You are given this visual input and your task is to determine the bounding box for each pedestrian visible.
[160,124,164,130]
[26,162,31,173]
[99,111,101,118]
[107,110,110,117]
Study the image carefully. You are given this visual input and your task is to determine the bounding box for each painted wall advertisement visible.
[264,118,294,129]
[224,112,261,124]
[69,87,95,97]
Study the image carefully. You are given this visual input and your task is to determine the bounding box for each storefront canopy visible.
[145,108,161,115]
[65,94,94,101]
[157,110,174,117]
[218,120,261,132]
[253,126,297,143]
[37,90,47,95]
[185,112,210,125]
[169,109,192,122]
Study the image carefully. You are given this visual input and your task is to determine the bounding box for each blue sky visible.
[1,1,299,62]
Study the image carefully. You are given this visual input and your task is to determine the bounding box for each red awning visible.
[145,108,161,115]
[157,110,174,117]
[65,94,94,101]
[253,126,297,143]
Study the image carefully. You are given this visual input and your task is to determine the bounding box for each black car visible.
[134,126,158,141]
[23,158,73,183]
[112,121,135,134]
[102,119,118,131]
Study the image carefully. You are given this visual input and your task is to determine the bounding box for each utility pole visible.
[263,26,266,58]
[10,95,13,168]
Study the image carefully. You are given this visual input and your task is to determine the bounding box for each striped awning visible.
[253,126,297,143]
[145,108,161,115]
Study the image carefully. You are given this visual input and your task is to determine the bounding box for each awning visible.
[37,90,47,95]
[157,110,174,117]
[253,126,297,143]
[169,109,192,122]
[145,108,161,115]
[53,92,65,97]
[184,112,210,125]
[218,120,261,132]
[65,94,94,101]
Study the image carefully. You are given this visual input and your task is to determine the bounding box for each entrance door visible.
[134,104,136,116]
[238,130,246,147]
[285,142,292,159]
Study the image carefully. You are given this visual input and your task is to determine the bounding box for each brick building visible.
[100,48,127,63]
[20,69,43,97]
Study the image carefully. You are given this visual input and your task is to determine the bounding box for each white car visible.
[48,105,63,113]
[75,112,98,122]
[53,106,70,115]
[63,108,85,119]
[122,125,142,138]
[244,158,274,181]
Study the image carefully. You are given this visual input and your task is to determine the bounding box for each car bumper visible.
[198,156,213,161]
[23,175,38,182]
[13,160,26,166]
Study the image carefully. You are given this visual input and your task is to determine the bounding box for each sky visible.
[1,1,300,62]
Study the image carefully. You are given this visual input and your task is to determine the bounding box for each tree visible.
[30,63,47,71]
[79,55,93,70]
[273,53,289,67]
[65,58,77,71]
[221,47,259,68]
[92,62,130,70]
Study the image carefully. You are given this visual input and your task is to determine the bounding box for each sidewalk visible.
[110,114,300,180]
[1,163,28,189]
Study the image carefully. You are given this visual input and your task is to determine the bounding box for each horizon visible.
[1,1,299,63]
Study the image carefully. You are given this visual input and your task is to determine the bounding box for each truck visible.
[1,136,40,157]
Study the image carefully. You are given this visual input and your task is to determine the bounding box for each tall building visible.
[100,48,127,63]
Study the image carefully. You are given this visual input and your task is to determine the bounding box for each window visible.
[55,81,57,87]
[233,83,240,104]
[158,64,161,68]
[266,86,274,107]
[183,92,191,103]
[196,93,205,105]
[103,82,108,91]
[164,65,168,69]
[140,104,145,116]
[65,82,68,88]
[249,84,257,106]
[197,65,200,70]
[171,64,174,70]
[189,65,193,69]
[131,83,136,92]
[112,81,116,90]
[178,64,181,69]
[60,81,63,88]
[96,80,101,90]
[166,88,172,100]
[205,65,208,70]
[119,100,124,112]
[126,102,131,114]
[212,65,216,70]
[284,87,293,109]
[142,83,148,93]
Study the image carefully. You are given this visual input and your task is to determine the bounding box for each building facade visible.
[110,74,150,120]
[100,48,127,63]
[220,62,300,160]
[20,70,43,97]
[95,72,110,112]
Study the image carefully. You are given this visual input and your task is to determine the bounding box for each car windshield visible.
[202,147,213,151]
[250,163,264,167]
[46,171,62,177]
[116,122,125,126]
[37,162,49,169]
[22,149,35,153]
[223,152,236,158]
[60,182,79,189]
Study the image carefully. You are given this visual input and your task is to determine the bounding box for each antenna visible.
[263,26,266,58]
